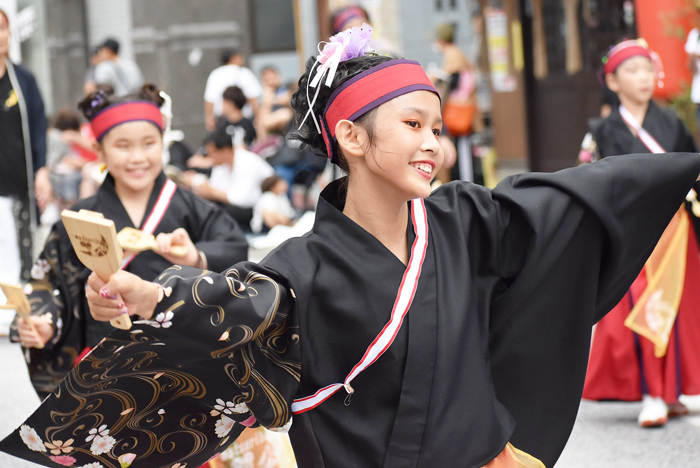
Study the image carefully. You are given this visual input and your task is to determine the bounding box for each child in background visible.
[579,39,700,427]
[218,85,256,148]
[11,84,248,398]
[44,110,96,213]
[251,175,295,234]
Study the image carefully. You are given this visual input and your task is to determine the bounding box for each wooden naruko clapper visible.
[0,282,43,348]
[117,227,187,257]
[61,209,132,329]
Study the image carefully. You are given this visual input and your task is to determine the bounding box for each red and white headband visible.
[320,59,439,164]
[603,39,665,87]
[90,101,165,141]
[297,23,439,164]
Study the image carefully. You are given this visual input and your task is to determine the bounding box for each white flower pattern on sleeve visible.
[19,425,46,452]
[134,311,174,329]
[89,435,116,456]
[85,424,109,442]
[214,416,234,438]
[30,259,51,280]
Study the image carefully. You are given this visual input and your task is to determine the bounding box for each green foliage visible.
[668,85,700,143]
[659,0,700,39]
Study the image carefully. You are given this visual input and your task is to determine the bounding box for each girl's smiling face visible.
[99,120,163,195]
[358,90,444,200]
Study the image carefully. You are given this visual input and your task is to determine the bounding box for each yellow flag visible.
[625,208,688,357]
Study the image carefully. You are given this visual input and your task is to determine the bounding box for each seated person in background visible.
[45,110,97,212]
[185,125,274,228]
[217,85,256,148]
[251,175,295,234]
[256,66,294,138]
[204,48,261,130]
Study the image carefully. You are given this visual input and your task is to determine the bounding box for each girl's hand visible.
[34,167,53,212]
[17,317,54,348]
[155,228,201,267]
[86,271,160,322]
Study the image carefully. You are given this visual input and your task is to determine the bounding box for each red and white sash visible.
[619,105,665,154]
[291,198,429,415]
[78,178,177,362]
[618,105,699,201]
[121,179,177,269]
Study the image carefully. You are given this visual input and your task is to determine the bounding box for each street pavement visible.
[558,400,700,467]
[0,337,699,467]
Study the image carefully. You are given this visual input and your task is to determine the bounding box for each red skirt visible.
[583,222,700,403]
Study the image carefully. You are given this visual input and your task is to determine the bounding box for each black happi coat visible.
[591,101,697,158]
[2,154,700,468]
[9,172,248,397]
[590,101,700,242]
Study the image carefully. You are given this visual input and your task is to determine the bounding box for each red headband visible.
[320,59,439,164]
[332,6,368,34]
[603,41,652,75]
[90,101,164,141]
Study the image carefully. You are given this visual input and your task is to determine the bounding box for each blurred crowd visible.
[0,4,496,336]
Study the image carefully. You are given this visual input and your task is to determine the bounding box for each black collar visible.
[97,171,168,230]
[313,179,416,269]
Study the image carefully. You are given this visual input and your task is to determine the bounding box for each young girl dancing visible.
[579,39,700,427]
[10,84,248,399]
[2,25,700,468]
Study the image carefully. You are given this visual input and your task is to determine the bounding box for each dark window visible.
[251,0,296,52]
[435,0,443,10]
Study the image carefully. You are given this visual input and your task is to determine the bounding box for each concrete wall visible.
[131,0,252,149]
[41,0,308,146]
[44,0,89,115]
[399,0,478,68]
[17,0,53,114]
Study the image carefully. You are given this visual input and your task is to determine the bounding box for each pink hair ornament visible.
[299,23,377,134]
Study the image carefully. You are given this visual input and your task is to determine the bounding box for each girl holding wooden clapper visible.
[3,24,700,468]
[10,84,248,399]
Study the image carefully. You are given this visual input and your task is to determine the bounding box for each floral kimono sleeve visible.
[9,222,89,397]
[0,262,300,468]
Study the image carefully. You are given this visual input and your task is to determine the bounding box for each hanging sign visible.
[486,8,517,92]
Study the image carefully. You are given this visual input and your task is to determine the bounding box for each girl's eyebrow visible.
[401,107,443,125]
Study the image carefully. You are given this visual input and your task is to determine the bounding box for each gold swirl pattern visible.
[0,263,301,468]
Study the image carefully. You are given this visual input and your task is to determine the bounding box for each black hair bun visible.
[77,83,165,121]
[138,83,165,108]
[78,88,113,120]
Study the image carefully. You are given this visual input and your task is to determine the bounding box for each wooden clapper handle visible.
[117,227,188,257]
[0,282,43,349]
[61,209,132,330]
